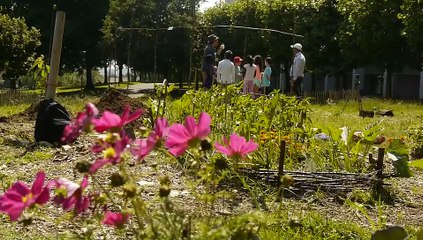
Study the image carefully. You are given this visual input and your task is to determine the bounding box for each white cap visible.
[290,43,302,51]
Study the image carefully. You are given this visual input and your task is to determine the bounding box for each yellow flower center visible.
[22,193,33,204]
[104,133,120,143]
[103,147,116,159]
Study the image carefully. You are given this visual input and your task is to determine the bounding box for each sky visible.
[199,0,219,12]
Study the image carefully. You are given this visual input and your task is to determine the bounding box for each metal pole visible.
[46,11,66,100]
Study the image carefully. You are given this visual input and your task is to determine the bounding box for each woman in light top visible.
[242,55,257,94]
[262,57,272,95]
[253,55,263,97]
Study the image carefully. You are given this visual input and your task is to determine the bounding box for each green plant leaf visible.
[387,139,409,156]
[371,225,408,240]
[409,159,423,169]
[417,228,423,240]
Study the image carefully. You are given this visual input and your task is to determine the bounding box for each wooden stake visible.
[278,140,286,187]
[46,11,66,100]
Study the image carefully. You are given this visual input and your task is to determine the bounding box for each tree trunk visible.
[154,31,158,83]
[118,64,123,83]
[104,65,108,84]
[85,66,95,90]
[10,78,17,90]
[133,70,137,82]
[127,66,130,82]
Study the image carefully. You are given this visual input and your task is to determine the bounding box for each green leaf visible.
[409,159,423,169]
[417,228,423,240]
[371,225,408,240]
[387,139,409,156]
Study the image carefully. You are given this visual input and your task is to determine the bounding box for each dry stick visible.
[376,148,385,195]
[277,140,286,187]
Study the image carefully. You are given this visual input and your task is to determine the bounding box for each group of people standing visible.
[201,34,306,97]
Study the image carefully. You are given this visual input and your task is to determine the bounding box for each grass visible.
[0,104,32,117]
[57,81,138,93]
[0,93,423,239]
[309,98,423,138]
[260,211,371,240]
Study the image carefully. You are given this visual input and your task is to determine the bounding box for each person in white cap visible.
[289,43,306,97]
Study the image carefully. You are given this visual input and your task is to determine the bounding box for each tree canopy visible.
[0,0,422,90]
[0,13,40,86]
[1,0,109,89]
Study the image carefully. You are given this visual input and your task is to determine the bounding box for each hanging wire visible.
[214,25,304,38]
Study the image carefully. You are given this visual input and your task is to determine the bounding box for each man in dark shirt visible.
[202,34,224,87]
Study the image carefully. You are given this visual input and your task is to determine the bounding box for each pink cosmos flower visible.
[165,112,211,156]
[102,211,130,228]
[62,103,98,143]
[214,133,258,159]
[92,105,142,133]
[0,172,50,221]
[51,176,90,215]
[89,134,131,174]
[132,118,168,160]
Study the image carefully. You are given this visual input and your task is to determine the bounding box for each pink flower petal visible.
[86,103,98,116]
[166,124,189,147]
[214,142,233,156]
[81,176,89,189]
[102,211,129,227]
[10,182,30,197]
[214,133,258,159]
[6,205,25,221]
[197,112,211,138]
[89,159,111,174]
[93,111,122,132]
[229,133,247,153]
[122,108,143,125]
[35,187,50,205]
[184,116,198,136]
[241,141,259,155]
[31,172,45,195]
[168,143,189,156]
[155,118,169,137]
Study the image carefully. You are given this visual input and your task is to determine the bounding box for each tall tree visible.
[1,0,110,90]
[103,0,201,83]
[0,13,41,88]
[400,0,423,69]
[336,0,406,70]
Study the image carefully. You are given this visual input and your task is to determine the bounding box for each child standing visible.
[242,55,256,94]
[253,55,263,97]
[262,57,272,94]
[234,56,243,84]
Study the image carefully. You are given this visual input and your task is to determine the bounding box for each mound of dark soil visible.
[95,89,150,117]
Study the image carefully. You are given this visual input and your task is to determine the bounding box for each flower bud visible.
[200,138,212,151]
[20,215,33,226]
[214,158,228,170]
[123,183,137,198]
[281,174,294,187]
[110,172,127,187]
[75,160,92,174]
[159,185,171,198]
[93,193,107,205]
[159,175,171,186]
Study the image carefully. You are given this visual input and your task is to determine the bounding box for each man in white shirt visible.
[289,43,306,97]
[217,50,235,85]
